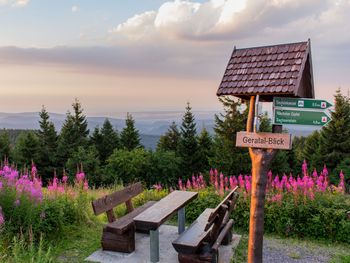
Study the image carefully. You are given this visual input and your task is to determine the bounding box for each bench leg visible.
[150,228,159,263]
[178,207,185,234]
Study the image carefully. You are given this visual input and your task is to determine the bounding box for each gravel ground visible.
[263,237,335,263]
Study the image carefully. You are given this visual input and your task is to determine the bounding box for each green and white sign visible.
[274,109,331,126]
[274,97,332,110]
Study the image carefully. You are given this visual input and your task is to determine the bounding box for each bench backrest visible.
[92,182,143,222]
[205,187,239,244]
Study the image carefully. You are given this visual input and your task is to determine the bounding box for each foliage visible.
[209,96,250,175]
[13,131,40,168]
[157,121,180,152]
[197,128,213,173]
[177,103,200,178]
[90,119,120,164]
[37,106,58,183]
[318,90,350,171]
[0,163,92,244]
[120,113,142,151]
[146,151,182,187]
[105,148,150,185]
[56,99,89,168]
[65,146,101,186]
[0,131,11,161]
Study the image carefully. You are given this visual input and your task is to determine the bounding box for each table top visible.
[133,190,198,231]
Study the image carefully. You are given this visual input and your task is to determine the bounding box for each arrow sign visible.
[274,97,332,109]
[274,109,331,126]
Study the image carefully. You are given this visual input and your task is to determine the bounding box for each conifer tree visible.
[13,131,40,168]
[209,96,250,175]
[91,119,120,163]
[318,89,350,170]
[56,99,89,167]
[120,113,142,150]
[302,130,320,169]
[37,106,58,181]
[178,103,200,178]
[157,121,180,152]
[197,127,213,172]
[0,131,11,161]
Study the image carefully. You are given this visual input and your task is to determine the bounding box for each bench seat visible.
[104,201,156,235]
[172,208,214,254]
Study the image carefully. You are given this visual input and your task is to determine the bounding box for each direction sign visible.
[274,109,331,126]
[274,97,332,109]
[236,132,292,150]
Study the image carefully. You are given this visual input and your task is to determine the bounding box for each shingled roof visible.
[217,40,314,101]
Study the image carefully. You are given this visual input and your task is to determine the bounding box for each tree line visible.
[1,90,349,187]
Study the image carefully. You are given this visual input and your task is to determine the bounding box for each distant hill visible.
[0,111,218,150]
[0,111,319,150]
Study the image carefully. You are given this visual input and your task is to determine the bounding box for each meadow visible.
[1,161,349,262]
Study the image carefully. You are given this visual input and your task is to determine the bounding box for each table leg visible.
[178,207,185,234]
[150,228,159,263]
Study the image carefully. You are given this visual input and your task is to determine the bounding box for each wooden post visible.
[247,96,277,263]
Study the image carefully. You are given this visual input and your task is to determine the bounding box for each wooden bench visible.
[172,187,239,263]
[91,182,156,253]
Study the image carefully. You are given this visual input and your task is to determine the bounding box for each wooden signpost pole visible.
[246,96,277,263]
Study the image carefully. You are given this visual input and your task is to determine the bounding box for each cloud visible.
[71,5,79,13]
[111,0,346,44]
[0,0,29,7]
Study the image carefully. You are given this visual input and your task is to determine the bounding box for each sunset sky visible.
[0,0,349,115]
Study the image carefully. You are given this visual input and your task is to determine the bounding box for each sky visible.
[0,0,349,115]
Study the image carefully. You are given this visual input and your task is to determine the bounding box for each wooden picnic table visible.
[133,190,198,263]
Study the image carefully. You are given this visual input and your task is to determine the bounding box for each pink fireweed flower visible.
[31,163,37,178]
[302,159,308,176]
[271,193,282,203]
[219,173,224,196]
[225,176,229,191]
[76,172,85,184]
[14,199,20,206]
[152,183,162,191]
[238,175,244,189]
[62,175,68,183]
[0,181,2,190]
[186,179,192,189]
[209,169,214,184]
[312,169,318,179]
[322,165,329,177]
[178,178,183,190]
[229,176,237,190]
[338,170,345,192]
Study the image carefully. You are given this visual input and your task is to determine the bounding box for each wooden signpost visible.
[217,40,315,263]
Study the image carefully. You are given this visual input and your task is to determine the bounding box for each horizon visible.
[1,1,349,114]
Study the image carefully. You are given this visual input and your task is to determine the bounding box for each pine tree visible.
[92,119,120,163]
[13,131,40,168]
[157,122,180,152]
[302,130,320,169]
[0,130,11,161]
[209,97,250,175]
[120,113,142,150]
[318,89,350,170]
[37,106,58,181]
[177,103,200,178]
[197,127,213,172]
[56,99,89,167]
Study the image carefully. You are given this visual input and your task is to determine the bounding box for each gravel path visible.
[263,237,334,263]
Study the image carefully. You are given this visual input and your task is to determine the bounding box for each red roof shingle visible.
[217,40,314,101]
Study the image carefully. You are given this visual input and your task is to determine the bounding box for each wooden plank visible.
[102,226,135,253]
[106,209,116,223]
[105,201,156,235]
[205,187,238,230]
[172,208,213,254]
[236,131,292,150]
[134,191,198,231]
[212,219,233,252]
[125,199,134,213]
[92,182,143,215]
